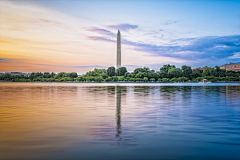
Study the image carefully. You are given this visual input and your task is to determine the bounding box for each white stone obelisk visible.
[116,30,121,69]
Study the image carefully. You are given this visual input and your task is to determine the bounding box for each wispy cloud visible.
[87,27,115,37]
[0,58,107,68]
[36,63,108,68]
[143,31,158,36]
[0,58,14,63]
[88,36,115,42]
[228,52,240,59]
[107,24,138,31]
[36,64,107,68]
[164,20,178,25]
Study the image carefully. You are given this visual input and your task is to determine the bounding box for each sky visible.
[0,0,240,74]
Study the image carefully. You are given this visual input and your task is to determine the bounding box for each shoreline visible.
[1,82,239,86]
[0,81,239,83]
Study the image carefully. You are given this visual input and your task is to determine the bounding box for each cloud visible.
[131,35,240,60]
[0,58,107,68]
[107,24,138,31]
[164,20,178,25]
[228,52,240,59]
[87,27,115,37]
[143,31,158,36]
[36,63,107,68]
[88,36,115,42]
[0,58,14,63]
[88,31,240,61]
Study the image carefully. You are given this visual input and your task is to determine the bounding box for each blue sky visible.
[0,0,240,73]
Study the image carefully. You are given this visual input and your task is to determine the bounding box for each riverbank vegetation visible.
[1,64,240,82]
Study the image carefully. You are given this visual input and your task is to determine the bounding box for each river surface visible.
[0,83,240,160]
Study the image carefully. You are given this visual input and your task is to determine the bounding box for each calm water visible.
[0,83,240,160]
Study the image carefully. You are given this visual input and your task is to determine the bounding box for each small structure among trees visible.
[202,79,209,82]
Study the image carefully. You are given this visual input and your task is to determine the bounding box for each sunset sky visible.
[0,0,240,74]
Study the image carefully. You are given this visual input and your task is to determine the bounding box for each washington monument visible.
[116,30,121,69]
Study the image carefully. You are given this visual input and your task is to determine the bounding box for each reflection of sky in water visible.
[0,83,240,160]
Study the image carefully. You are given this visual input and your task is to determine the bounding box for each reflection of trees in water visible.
[107,86,115,95]
[21,86,79,100]
[159,86,193,101]
[132,86,191,102]
[84,86,108,94]
[133,86,155,97]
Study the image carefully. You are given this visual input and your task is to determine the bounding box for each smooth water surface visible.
[0,83,240,160]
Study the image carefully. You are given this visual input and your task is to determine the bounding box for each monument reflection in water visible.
[116,86,122,143]
[0,83,240,160]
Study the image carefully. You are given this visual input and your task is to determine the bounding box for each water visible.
[0,83,240,160]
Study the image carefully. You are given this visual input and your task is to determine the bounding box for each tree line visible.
[1,65,240,82]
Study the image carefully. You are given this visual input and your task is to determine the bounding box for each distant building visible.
[22,73,31,77]
[220,62,240,72]
[5,72,22,76]
[3,72,31,76]
[192,66,207,71]
[199,67,207,71]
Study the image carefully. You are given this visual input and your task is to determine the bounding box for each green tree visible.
[85,76,94,81]
[159,64,176,78]
[116,67,127,76]
[170,77,178,82]
[55,72,65,79]
[129,78,136,81]
[94,68,107,74]
[148,72,159,80]
[136,78,143,81]
[105,77,112,82]
[107,67,116,76]
[143,66,150,73]
[95,76,103,82]
[162,78,169,82]
[129,72,135,78]
[192,69,202,79]
[99,73,108,79]
[112,76,118,81]
[134,68,147,74]
[69,72,78,78]
[86,71,98,77]
[51,72,56,78]
[143,77,148,82]
[124,72,130,78]
[178,77,189,82]
[150,78,155,81]
[202,67,217,77]
[168,68,182,78]
[43,72,51,78]
[76,76,85,82]
[1,74,12,81]
[181,65,192,78]
[135,72,145,78]
[117,76,124,81]
[196,77,203,82]
[29,73,35,80]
